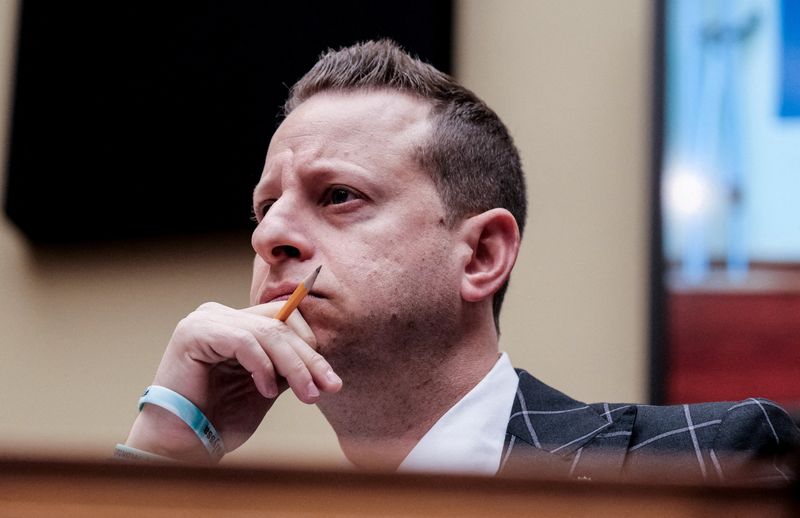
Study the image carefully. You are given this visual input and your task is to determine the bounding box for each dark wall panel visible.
[4,1,452,242]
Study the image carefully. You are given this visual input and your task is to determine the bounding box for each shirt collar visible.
[396,352,519,475]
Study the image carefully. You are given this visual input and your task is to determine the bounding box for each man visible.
[120,40,799,483]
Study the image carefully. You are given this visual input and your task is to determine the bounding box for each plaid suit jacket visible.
[499,369,800,484]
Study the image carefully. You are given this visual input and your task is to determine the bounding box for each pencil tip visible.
[304,265,323,290]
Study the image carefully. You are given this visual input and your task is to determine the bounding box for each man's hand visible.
[124,301,342,463]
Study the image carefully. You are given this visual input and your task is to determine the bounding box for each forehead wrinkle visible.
[326,115,431,174]
[292,90,432,152]
[261,91,435,195]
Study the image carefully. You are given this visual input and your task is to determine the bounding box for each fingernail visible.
[326,369,342,386]
[307,380,320,398]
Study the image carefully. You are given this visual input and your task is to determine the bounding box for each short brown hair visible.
[284,39,526,330]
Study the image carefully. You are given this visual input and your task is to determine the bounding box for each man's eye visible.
[324,187,359,205]
[253,201,274,220]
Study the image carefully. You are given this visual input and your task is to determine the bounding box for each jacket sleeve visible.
[711,398,800,484]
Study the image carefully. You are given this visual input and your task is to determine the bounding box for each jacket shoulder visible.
[619,398,799,484]
[507,370,798,483]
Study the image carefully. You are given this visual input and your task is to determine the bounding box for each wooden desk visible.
[1,457,796,517]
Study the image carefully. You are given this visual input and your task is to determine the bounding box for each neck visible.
[316,324,500,471]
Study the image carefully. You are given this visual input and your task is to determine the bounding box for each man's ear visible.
[459,208,520,303]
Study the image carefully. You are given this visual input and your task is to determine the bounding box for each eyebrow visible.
[250,157,389,223]
[255,160,377,197]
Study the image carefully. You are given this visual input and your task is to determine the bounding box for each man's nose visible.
[251,197,315,266]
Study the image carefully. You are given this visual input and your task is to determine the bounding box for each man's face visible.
[249,91,465,371]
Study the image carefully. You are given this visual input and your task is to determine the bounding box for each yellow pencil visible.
[275,265,322,322]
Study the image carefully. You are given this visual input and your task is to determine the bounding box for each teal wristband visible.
[138,385,226,462]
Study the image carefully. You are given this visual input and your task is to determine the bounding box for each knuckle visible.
[174,314,204,337]
[177,311,211,334]
[196,301,224,312]
[259,355,274,372]
[308,352,327,369]
[255,319,281,337]
[285,358,307,378]
[228,327,253,345]
[175,315,194,329]
[255,318,281,334]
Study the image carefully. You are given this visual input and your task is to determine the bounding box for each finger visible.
[229,328,280,399]
[290,339,342,394]
[181,305,326,403]
[250,321,321,404]
[242,302,318,349]
[283,310,318,349]
[195,301,235,313]
[240,301,284,317]
[236,310,333,394]
[181,316,279,399]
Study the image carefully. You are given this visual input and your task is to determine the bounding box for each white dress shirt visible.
[396,352,519,475]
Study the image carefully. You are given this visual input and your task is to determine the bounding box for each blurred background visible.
[660,0,800,410]
[1,0,793,467]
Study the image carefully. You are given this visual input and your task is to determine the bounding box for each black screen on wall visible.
[4,2,452,243]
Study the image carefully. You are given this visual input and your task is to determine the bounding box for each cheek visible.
[319,200,454,298]
[353,226,455,291]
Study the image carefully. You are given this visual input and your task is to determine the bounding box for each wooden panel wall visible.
[667,268,800,407]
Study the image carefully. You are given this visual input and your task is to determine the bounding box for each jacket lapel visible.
[499,369,636,480]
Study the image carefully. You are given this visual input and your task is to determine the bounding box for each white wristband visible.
[138,385,226,462]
